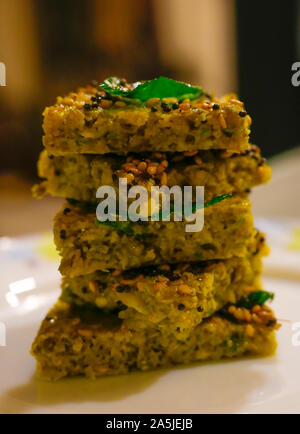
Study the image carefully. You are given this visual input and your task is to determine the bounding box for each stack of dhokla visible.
[31,77,279,380]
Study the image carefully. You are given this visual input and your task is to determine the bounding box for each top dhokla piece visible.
[42,77,252,155]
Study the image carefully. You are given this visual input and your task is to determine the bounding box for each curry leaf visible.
[98,76,204,103]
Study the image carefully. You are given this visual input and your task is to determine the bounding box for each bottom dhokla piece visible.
[31,300,278,381]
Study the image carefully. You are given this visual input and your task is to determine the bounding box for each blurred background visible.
[0,0,299,235]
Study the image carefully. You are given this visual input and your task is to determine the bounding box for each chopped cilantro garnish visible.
[202,193,232,209]
[160,193,232,219]
[237,290,274,310]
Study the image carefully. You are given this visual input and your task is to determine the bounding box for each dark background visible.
[236,0,300,157]
[0,0,299,180]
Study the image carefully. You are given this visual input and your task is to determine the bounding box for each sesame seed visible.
[63,207,71,215]
[197,306,203,312]
[137,161,147,171]
[179,103,190,111]
[92,103,99,109]
[48,154,54,159]
[83,103,92,110]
[218,113,227,129]
[60,229,66,239]
[194,156,203,165]
[230,98,244,106]
[151,106,158,112]
[239,110,247,117]
[212,103,220,110]
[147,165,157,176]
[178,303,185,310]
[114,101,126,108]
[160,172,168,185]
[88,281,98,293]
[100,99,112,109]
[172,103,179,110]
[146,98,160,107]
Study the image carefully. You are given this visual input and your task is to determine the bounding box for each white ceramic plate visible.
[1,235,300,414]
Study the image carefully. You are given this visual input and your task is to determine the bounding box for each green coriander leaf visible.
[237,290,274,310]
